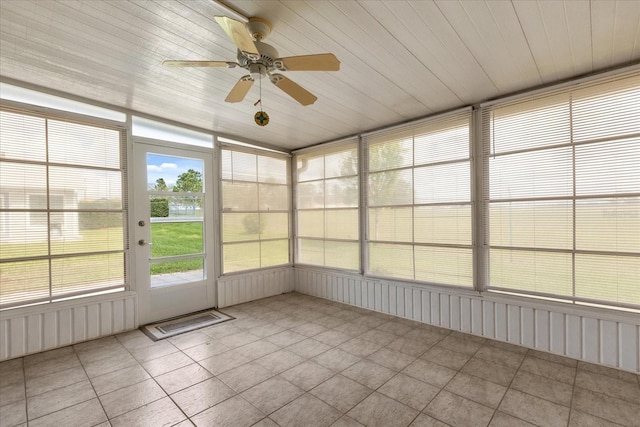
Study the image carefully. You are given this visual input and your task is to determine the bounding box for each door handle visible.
[138,239,153,246]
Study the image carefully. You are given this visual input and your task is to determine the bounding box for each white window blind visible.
[482,71,640,307]
[221,148,290,273]
[0,108,127,308]
[365,109,473,286]
[295,140,359,270]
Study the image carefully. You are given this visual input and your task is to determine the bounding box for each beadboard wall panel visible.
[0,293,136,361]
[218,267,294,308]
[294,267,640,374]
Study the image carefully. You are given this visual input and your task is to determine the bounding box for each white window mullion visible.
[571,93,577,301]
[45,118,53,302]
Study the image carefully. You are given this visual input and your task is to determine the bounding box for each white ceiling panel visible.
[1,0,639,150]
[591,0,640,70]
[385,1,499,103]
[437,0,542,93]
[513,0,593,82]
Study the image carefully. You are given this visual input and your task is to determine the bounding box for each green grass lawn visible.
[150,220,290,275]
[0,228,125,305]
[150,221,203,275]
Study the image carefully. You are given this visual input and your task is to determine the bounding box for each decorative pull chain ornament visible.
[253,78,269,126]
[254,110,269,126]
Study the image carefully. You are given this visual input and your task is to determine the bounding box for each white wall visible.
[0,292,136,360]
[295,266,640,374]
[218,266,295,308]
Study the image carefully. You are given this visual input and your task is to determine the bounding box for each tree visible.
[153,178,169,191]
[242,213,264,234]
[173,169,202,193]
[367,141,409,206]
[338,140,411,239]
[173,169,203,214]
[337,140,410,206]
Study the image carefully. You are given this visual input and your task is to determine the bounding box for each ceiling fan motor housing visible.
[237,40,279,78]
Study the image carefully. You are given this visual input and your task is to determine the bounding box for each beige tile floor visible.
[1,292,639,427]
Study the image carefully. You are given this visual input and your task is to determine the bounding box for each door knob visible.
[138,239,152,246]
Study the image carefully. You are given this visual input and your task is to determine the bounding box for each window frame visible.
[481,71,640,309]
[294,139,360,271]
[363,109,475,288]
[0,106,129,309]
[220,145,291,274]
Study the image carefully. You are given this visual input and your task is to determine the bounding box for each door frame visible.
[132,138,217,324]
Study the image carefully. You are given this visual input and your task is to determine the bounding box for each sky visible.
[146,154,204,188]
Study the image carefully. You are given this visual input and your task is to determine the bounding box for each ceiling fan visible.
[163,16,340,106]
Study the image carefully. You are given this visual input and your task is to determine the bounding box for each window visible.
[0,109,127,308]
[221,148,290,273]
[132,116,213,148]
[0,82,126,122]
[295,141,359,270]
[365,110,473,286]
[482,72,640,307]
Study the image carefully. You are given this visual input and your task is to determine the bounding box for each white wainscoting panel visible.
[294,267,640,374]
[218,267,294,308]
[0,292,136,361]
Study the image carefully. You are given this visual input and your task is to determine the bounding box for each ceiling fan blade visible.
[270,74,317,106]
[214,16,259,59]
[273,54,340,71]
[163,60,237,68]
[225,76,254,103]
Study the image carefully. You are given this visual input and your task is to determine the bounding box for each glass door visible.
[134,142,216,324]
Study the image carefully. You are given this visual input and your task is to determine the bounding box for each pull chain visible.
[254,70,269,126]
[259,74,262,110]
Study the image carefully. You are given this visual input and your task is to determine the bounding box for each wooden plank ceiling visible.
[1,0,639,150]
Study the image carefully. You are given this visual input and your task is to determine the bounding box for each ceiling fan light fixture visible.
[249,64,266,80]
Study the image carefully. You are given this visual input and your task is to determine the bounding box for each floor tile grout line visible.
[189,304,347,424]
[162,316,333,423]
[144,347,194,425]
[241,304,441,424]
[512,353,582,408]
[102,330,184,424]
[418,335,490,426]
[113,332,258,425]
[207,311,407,423]
[566,376,578,427]
[26,345,106,425]
[484,346,530,427]
[319,326,444,424]
[21,356,28,425]
[74,347,106,416]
